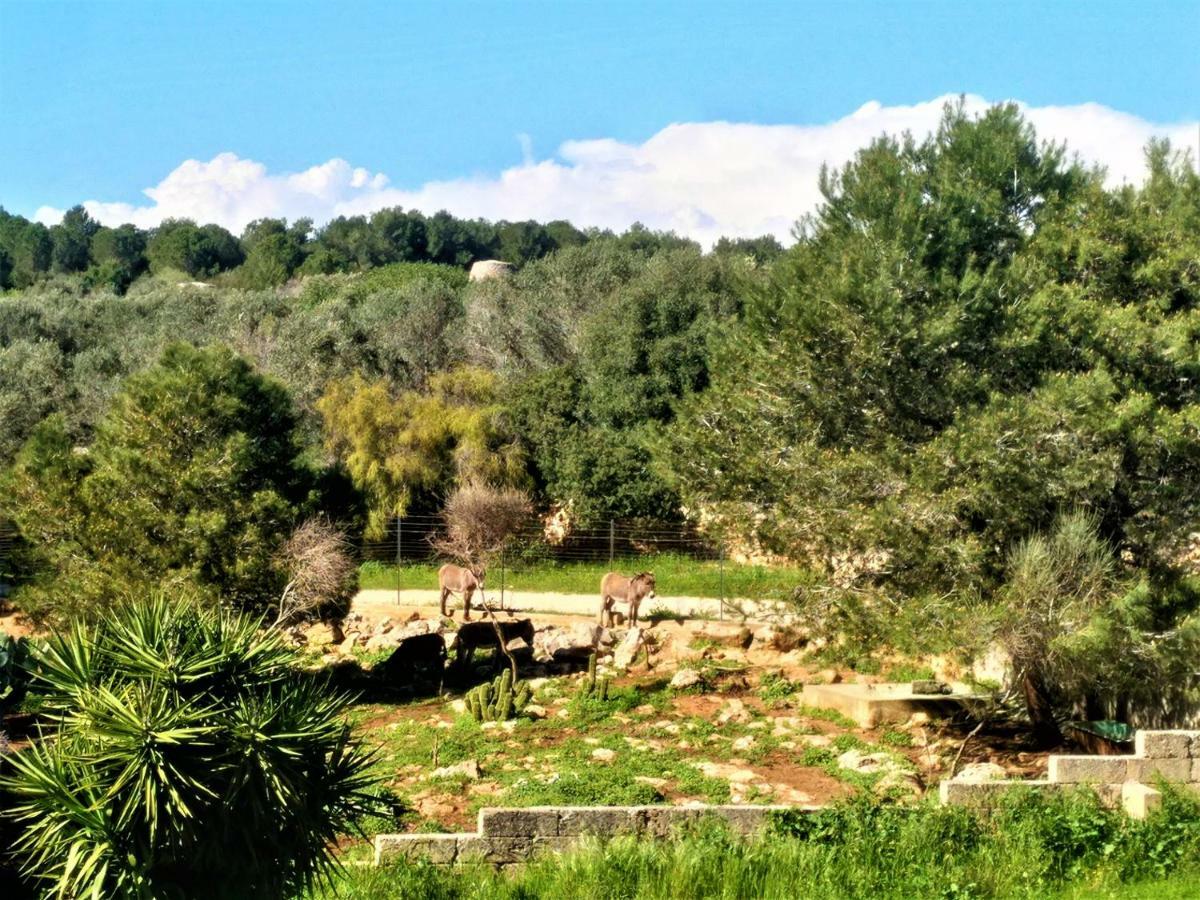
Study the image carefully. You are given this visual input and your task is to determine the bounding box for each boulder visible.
[303,621,344,648]
[612,627,645,670]
[669,668,705,691]
[429,759,481,781]
[955,762,1007,782]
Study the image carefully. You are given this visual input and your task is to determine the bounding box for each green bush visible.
[0,632,31,715]
[0,597,377,899]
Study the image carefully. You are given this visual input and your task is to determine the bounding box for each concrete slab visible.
[800,682,989,728]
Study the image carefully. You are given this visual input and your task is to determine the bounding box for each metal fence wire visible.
[352,514,788,620]
[357,515,720,567]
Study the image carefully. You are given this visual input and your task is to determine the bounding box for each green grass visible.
[358,554,813,602]
[309,789,1200,899]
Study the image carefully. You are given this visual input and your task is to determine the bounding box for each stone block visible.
[1193,759,1200,784]
[1048,755,1130,784]
[531,835,577,854]
[374,834,464,865]
[711,805,789,834]
[478,807,560,837]
[939,779,1060,806]
[452,837,530,865]
[557,806,640,836]
[1128,758,1193,784]
[640,806,700,838]
[1135,730,1195,760]
[1122,782,1163,820]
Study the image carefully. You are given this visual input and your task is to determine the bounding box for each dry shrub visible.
[275,518,357,626]
[434,482,532,570]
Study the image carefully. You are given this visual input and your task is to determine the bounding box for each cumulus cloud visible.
[33,94,1198,247]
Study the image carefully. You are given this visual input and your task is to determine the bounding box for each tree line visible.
[0,201,779,296]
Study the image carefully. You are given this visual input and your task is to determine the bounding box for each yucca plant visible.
[0,597,378,899]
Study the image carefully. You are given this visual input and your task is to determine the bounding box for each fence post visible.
[609,520,615,566]
[718,543,725,621]
[395,515,402,606]
[500,551,506,611]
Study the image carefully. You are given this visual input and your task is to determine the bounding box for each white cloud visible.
[33,94,1199,247]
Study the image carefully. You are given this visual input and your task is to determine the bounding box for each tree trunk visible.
[1022,667,1064,748]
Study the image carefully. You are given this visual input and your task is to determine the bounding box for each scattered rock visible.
[732,736,756,752]
[955,762,1008,782]
[591,748,617,763]
[754,624,807,652]
[303,621,344,648]
[430,759,481,781]
[694,761,760,784]
[717,698,752,725]
[670,669,705,691]
[612,627,645,670]
[837,750,903,776]
[874,771,924,799]
[523,704,548,719]
[816,669,842,685]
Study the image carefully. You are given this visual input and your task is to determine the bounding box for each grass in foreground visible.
[359,554,813,602]
[310,789,1200,900]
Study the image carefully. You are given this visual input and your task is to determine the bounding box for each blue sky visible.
[3,1,1198,242]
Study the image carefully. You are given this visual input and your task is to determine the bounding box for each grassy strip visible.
[312,789,1200,899]
[358,553,813,601]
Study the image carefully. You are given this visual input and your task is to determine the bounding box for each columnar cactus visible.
[464,669,531,723]
[577,652,610,701]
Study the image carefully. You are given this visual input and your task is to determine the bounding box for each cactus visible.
[464,670,531,723]
[576,652,611,702]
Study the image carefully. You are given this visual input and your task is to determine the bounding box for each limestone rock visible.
[955,762,1007,782]
[591,748,617,763]
[613,627,645,670]
[429,759,481,781]
[669,669,705,691]
[303,621,344,648]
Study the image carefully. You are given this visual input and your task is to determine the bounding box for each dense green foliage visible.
[663,105,1200,592]
[1,344,315,620]
[2,103,1198,732]
[314,790,1200,900]
[0,598,376,899]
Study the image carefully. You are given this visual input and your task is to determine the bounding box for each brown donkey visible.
[438,563,482,620]
[598,571,656,628]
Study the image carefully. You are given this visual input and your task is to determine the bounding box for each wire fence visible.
[357,515,800,617]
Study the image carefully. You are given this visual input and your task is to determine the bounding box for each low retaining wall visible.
[941,730,1200,818]
[374,804,815,866]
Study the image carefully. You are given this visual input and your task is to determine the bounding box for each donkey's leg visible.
[440,586,451,618]
[462,586,473,621]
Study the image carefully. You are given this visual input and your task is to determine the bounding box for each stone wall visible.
[374,804,813,866]
[941,729,1200,818]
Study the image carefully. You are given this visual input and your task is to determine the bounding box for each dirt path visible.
[352,588,778,624]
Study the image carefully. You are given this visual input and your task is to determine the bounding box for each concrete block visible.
[557,806,640,836]
[1128,758,1193,784]
[375,834,464,865]
[1135,730,1194,760]
[1048,755,1130,784]
[1122,782,1163,820]
[800,682,987,728]
[478,807,560,837]
[939,779,1060,806]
